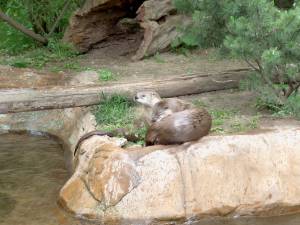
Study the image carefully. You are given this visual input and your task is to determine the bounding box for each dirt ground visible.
[0,46,299,132]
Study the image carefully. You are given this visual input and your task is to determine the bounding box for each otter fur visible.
[151,98,193,122]
[146,108,212,146]
[74,131,113,156]
[135,90,212,146]
[134,90,193,124]
[134,90,162,126]
[73,128,142,156]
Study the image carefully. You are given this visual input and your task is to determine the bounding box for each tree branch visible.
[47,0,72,37]
[254,59,286,103]
[0,8,48,44]
[244,58,260,72]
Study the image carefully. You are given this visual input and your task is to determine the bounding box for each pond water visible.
[0,133,93,225]
[0,132,300,225]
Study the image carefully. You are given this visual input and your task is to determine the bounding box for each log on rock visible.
[59,129,300,221]
[0,68,251,113]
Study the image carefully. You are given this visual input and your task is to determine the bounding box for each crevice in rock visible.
[80,176,102,203]
[173,153,188,217]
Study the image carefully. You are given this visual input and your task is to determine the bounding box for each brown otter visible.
[151,98,193,122]
[74,131,113,156]
[145,108,212,146]
[134,90,162,126]
[73,128,141,156]
[134,90,162,108]
[135,90,212,146]
[134,90,193,124]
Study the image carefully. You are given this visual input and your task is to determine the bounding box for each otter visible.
[135,90,212,146]
[134,90,193,123]
[134,90,162,126]
[151,98,193,122]
[145,108,212,146]
[73,128,142,156]
[74,131,114,156]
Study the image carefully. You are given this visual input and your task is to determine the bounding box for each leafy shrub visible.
[174,0,300,118]
[0,0,84,54]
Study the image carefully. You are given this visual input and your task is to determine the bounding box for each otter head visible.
[151,101,173,123]
[134,90,161,107]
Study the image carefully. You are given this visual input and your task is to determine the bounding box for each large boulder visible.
[58,128,300,223]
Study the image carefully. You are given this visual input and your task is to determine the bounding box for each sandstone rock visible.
[58,128,300,223]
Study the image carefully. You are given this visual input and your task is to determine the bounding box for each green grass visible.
[1,39,79,69]
[152,53,166,63]
[192,99,208,108]
[93,94,146,144]
[229,115,260,133]
[97,69,117,81]
[240,73,300,120]
[209,109,237,133]
[192,102,261,134]
[271,94,300,119]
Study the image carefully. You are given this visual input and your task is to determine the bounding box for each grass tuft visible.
[93,94,146,143]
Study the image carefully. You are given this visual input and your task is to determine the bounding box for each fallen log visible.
[64,0,191,59]
[0,68,251,113]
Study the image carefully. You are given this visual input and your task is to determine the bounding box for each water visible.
[0,133,89,225]
[1,132,300,225]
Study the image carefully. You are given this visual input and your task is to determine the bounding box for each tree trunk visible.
[0,68,251,113]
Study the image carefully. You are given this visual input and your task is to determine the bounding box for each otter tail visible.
[74,131,114,156]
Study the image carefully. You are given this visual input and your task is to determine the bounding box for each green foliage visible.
[225,0,300,118]
[208,108,260,133]
[210,109,238,127]
[22,0,83,35]
[93,95,147,143]
[3,39,78,69]
[256,93,300,117]
[152,53,166,63]
[0,1,36,54]
[94,95,135,130]
[0,0,83,54]
[98,69,117,81]
[94,95,146,142]
[173,0,243,48]
[174,0,300,119]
